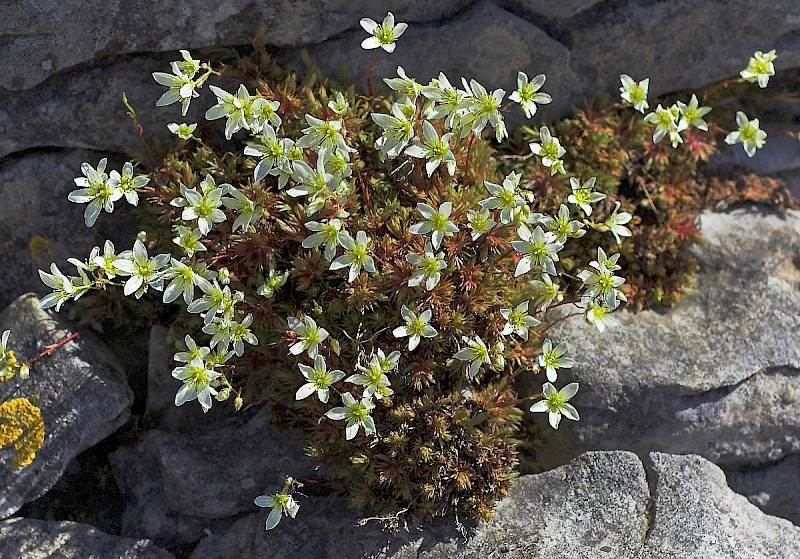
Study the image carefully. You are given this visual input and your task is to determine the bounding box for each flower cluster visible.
[40,17,783,527]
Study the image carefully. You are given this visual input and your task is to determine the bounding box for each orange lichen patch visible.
[0,397,45,469]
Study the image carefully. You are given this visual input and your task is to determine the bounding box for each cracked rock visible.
[190,451,800,559]
[549,207,800,467]
[725,454,800,527]
[0,294,134,519]
[110,411,314,547]
[294,1,581,123]
[0,1,473,91]
[0,518,175,559]
[0,150,137,309]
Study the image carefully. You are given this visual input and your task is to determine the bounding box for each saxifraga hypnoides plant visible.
[33,13,783,530]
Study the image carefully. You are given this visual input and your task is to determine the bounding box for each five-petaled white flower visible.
[536,339,574,382]
[68,158,122,227]
[480,172,524,224]
[530,382,579,429]
[405,120,456,176]
[303,219,347,261]
[466,208,496,240]
[172,356,221,412]
[510,72,551,118]
[567,176,605,215]
[677,94,711,131]
[529,126,566,175]
[257,266,289,299]
[740,50,777,88]
[114,240,170,298]
[644,104,686,147]
[108,161,149,206]
[360,12,407,53]
[725,111,767,157]
[511,225,563,277]
[384,66,423,101]
[325,392,376,440]
[288,315,329,359]
[406,242,447,291]
[254,490,300,531]
[604,201,633,244]
[330,230,376,282]
[393,305,437,351]
[619,75,649,113]
[167,122,197,140]
[409,202,459,249]
[454,335,491,378]
[584,301,619,333]
[328,92,350,115]
[38,264,74,311]
[296,355,345,404]
[500,301,540,341]
[346,354,394,400]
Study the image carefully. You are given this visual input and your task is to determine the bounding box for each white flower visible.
[296,114,351,154]
[167,122,197,140]
[162,258,212,305]
[535,339,574,383]
[578,255,626,310]
[405,120,456,176]
[466,208,496,240]
[409,202,459,249]
[500,301,540,341]
[174,334,210,364]
[725,111,767,157]
[172,226,206,257]
[174,50,200,79]
[567,177,605,215]
[172,356,221,412]
[462,79,506,142]
[454,335,491,378]
[296,355,345,404]
[38,263,74,311]
[172,175,229,235]
[510,72,551,118]
[90,240,124,278]
[360,12,407,53]
[108,161,149,206]
[68,158,121,227]
[244,124,293,182]
[406,242,447,291]
[113,240,170,298]
[619,75,649,113]
[529,126,566,175]
[187,281,239,325]
[480,172,524,224]
[325,392,376,440]
[604,201,633,244]
[511,225,563,277]
[302,219,347,261]
[205,84,263,139]
[530,382,579,429]
[287,315,329,359]
[421,72,465,127]
[384,66,422,101]
[530,274,561,312]
[372,100,416,159]
[254,490,300,530]
[585,301,619,332]
[330,230,376,282]
[346,354,394,400]
[222,187,260,232]
[257,267,289,299]
[327,92,350,115]
[740,50,777,88]
[392,305,437,351]
[541,204,585,244]
[0,330,14,379]
[644,104,686,147]
[677,94,711,131]
[152,63,201,116]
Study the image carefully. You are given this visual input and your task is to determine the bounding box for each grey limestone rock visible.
[190,451,800,559]
[0,517,175,559]
[0,294,134,518]
[549,208,800,467]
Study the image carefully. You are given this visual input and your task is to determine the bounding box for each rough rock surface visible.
[502,0,604,20]
[0,150,137,309]
[0,1,473,91]
[295,1,581,122]
[725,454,800,527]
[190,451,800,559]
[0,294,133,519]
[567,0,800,104]
[549,207,800,467]
[0,518,175,559]
[110,411,314,547]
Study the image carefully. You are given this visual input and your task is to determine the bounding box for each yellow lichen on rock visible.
[0,397,45,469]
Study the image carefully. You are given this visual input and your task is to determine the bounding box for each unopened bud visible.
[234,396,243,411]
[19,363,30,380]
